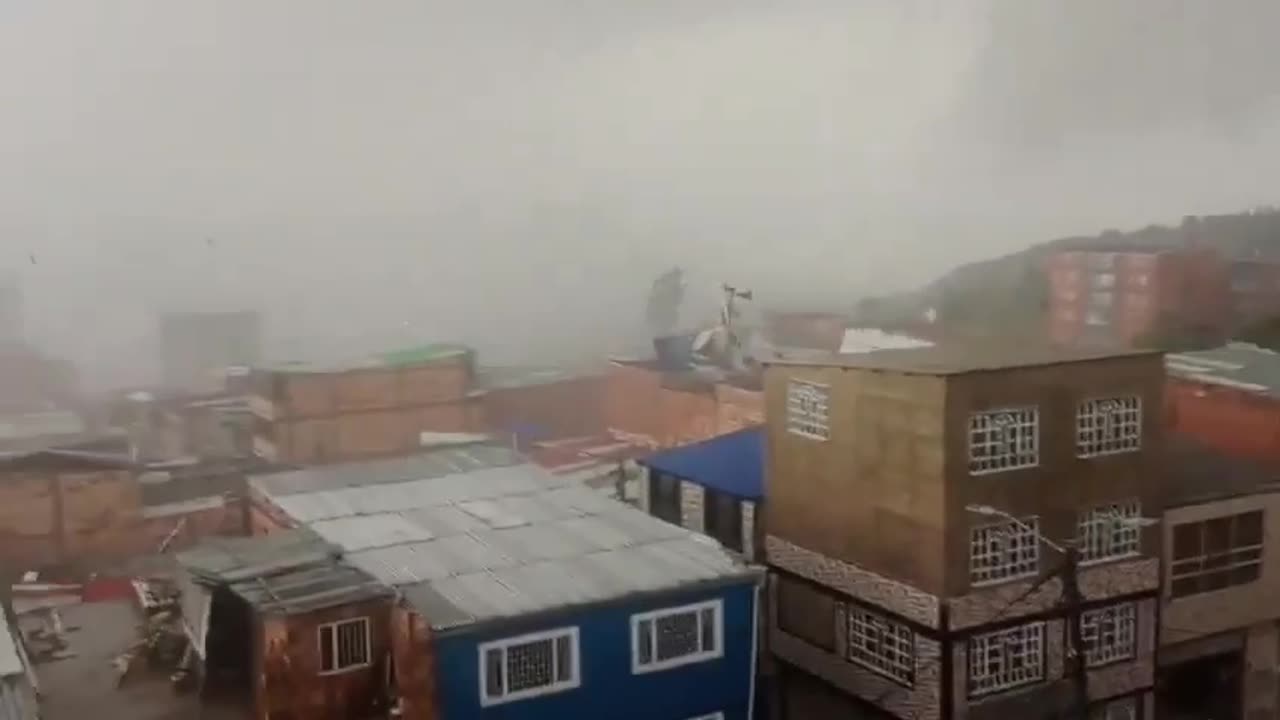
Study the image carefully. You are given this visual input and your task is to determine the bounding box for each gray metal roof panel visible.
[1167,342,1280,397]
[309,514,435,552]
[254,454,756,630]
[0,678,30,720]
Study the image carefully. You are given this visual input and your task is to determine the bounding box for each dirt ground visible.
[30,600,245,720]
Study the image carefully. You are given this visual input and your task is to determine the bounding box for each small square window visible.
[968,622,1045,697]
[480,627,580,705]
[968,408,1039,474]
[970,517,1040,585]
[846,606,915,686]
[317,617,370,675]
[786,380,829,440]
[632,600,723,674]
[1080,603,1137,667]
[1077,396,1142,457]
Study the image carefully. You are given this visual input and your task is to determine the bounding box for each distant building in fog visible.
[159,311,262,392]
[0,271,22,344]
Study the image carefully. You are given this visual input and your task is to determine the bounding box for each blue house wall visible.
[434,581,758,720]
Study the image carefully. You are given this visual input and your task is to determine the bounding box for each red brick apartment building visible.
[1047,247,1229,346]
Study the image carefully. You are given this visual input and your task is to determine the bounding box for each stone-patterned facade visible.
[766,534,941,628]
[768,534,1160,719]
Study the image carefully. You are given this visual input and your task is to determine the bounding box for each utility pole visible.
[1059,544,1089,720]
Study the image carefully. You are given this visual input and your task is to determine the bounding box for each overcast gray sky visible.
[2,1,1280,387]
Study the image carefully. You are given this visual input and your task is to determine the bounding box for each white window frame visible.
[786,380,830,441]
[1079,603,1137,667]
[631,599,724,674]
[1076,396,1142,458]
[846,606,915,686]
[968,407,1039,475]
[968,622,1046,697]
[316,617,371,675]
[970,517,1040,586]
[1078,501,1142,565]
[479,626,580,706]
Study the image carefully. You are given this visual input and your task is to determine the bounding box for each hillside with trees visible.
[853,209,1280,342]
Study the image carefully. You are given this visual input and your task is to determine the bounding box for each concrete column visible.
[1244,622,1279,720]
[635,467,650,513]
[681,481,705,533]
[741,500,756,562]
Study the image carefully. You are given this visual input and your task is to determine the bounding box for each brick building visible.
[1165,343,1280,467]
[762,344,1164,719]
[1227,259,1280,329]
[1047,247,1229,347]
[248,344,485,465]
[602,360,763,450]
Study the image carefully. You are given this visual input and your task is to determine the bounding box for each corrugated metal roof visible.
[253,452,756,630]
[176,528,392,615]
[251,445,525,497]
[1167,342,1280,397]
[0,622,22,677]
[640,427,764,501]
[839,328,934,355]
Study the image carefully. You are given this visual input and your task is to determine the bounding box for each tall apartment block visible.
[762,345,1165,720]
[1047,247,1228,347]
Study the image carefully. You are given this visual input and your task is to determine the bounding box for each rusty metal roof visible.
[251,451,757,631]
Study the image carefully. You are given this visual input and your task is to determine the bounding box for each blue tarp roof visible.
[639,427,764,501]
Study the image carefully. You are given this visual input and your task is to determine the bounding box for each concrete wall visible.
[1161,492,1280,645]
[764,363,949,596]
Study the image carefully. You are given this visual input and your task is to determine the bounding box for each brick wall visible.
[1166,379,1280,467]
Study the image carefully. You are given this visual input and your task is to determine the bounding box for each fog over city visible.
[2,0,1280,387]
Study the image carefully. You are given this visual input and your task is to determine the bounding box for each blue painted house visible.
[248,445,763,720]
[637,427,765,562]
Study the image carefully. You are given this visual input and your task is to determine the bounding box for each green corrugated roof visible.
[377,343,472,367]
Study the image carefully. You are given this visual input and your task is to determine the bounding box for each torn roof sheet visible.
[176,528,391,615]
[1167,342,1280,397]
[0,620,21,677]
[252,449,757,631]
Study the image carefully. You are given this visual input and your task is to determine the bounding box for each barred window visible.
[633,600,722,673]
[970,517,1040,585]
[968,622,1045,697]
[968,408,1039,474]
[317,617,370,674]
[786,381,830,440]
[1079,501,1142,563]
[1080,603,1137,667]
[1171,511,1264,597]
[480,627,579,705]
[1077,396,1142,457]
[846,606,915,686]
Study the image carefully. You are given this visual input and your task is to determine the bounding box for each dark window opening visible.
[703,488,744,552]
[775,575,838,652]
[649,472,682,526]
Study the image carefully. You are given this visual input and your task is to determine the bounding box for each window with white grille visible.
[970,517,1040,585]
[968,622,1045,697]
[1077,396,1142,457]
[1079,501,1142,563]
[968,408,1039,474]
[632,600,722,673]
[1091,697,1137,720]
[846,606,915,686]
[786,381,830,440]
[1080,603,1137,667]
[480,627,579,705]
[317,617,370,674]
